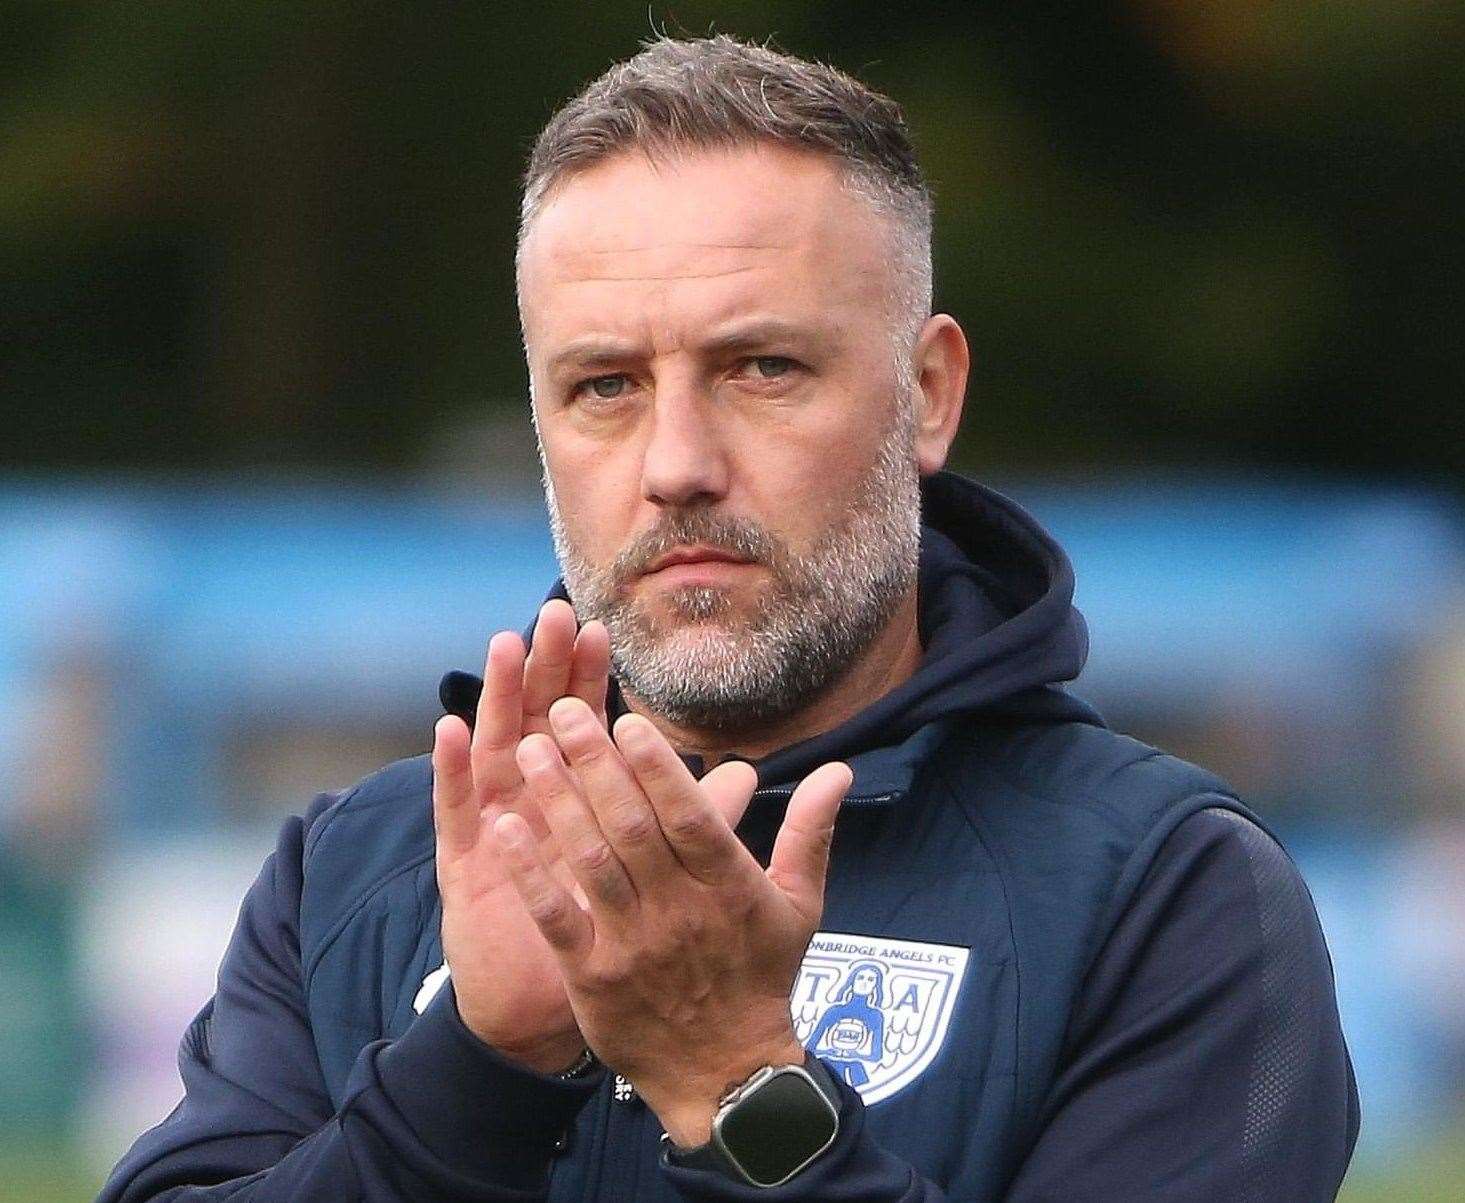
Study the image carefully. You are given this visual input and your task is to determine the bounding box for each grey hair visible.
[516,35,934,354]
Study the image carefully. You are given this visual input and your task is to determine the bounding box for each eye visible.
[751,356,794,379]
[579,374,628,400]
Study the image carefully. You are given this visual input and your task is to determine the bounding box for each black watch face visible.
[719,1069,838,1187]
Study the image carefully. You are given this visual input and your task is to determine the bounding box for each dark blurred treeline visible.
[3,0,1462,483]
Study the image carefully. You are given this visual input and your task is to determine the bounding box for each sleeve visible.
[1002,805,1361,1202]
[96,795,603,1202]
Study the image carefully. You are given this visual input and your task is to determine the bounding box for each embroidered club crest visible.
[792,932,969,1106]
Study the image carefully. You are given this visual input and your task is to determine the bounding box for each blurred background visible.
[2,2,1463,1199]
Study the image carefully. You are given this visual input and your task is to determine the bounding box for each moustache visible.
[610,512,783,588]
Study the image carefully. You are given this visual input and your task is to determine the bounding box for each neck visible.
[622,588,923,765]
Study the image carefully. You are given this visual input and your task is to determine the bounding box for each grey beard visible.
[543,410,921,732]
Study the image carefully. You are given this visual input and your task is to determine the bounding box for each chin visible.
[644,614,750,652]
[645,583,757,626]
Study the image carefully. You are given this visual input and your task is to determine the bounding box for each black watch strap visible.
[664,1053,842,1188]
[552,1046,600,1080]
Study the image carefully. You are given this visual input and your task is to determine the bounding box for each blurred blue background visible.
[3,479,1462,1198]
[4,2,1465,1199]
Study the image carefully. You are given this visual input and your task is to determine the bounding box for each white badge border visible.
[795,929,971,1106]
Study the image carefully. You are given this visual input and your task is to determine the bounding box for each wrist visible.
[662,1052,844,1189]
[456,1004,586,1075]
[654,1036,808,1148]
[498,1031,591,1076]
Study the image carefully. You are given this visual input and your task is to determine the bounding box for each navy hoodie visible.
[98,472,1359,1201]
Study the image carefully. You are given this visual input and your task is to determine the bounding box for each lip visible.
[643,545,753,575]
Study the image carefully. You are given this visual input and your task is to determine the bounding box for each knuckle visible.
[583,961,625,993]
[595,873,635,908]
[572,840,616,876]
[573,844,634,905]
[636,944,677,979]
[701,874,753,918]
[635,753,670,780]
[527,670,566,691]
[803,827,833,860]
[471,754,521,796]
[527,891,572,930]
[606,804,658,847]
[664,806,712,843]
[566,735,611,765]
[473,730,520,759]
[668,908,709,946]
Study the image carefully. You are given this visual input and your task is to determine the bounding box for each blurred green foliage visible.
[0,852,87,1135]
[7,1128,1465,1203]
[3,0,1462,480]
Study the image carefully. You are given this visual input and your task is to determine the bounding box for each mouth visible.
[636,545,763,592]
[643,545,754,576]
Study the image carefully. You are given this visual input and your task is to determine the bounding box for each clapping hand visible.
[431,599,610,1072]
[494,695,852,1145]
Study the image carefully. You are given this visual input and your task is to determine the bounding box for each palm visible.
[440,747,582,1038]
[441,842,578,1043]
[430,601,609,1063]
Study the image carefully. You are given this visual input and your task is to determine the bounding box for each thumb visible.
[767,762,852,921]
[699,759,760,831]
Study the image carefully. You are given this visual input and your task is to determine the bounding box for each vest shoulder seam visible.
[301,849,435,988]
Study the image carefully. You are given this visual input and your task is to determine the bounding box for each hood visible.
[440,470,1102,791]
[749,471,1102,790]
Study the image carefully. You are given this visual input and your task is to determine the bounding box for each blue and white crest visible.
[791,932,969,1106]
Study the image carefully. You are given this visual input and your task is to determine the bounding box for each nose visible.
[639,385,731,509]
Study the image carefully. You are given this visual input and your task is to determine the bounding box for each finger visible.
[549,696,675,883]
[470,631,527,797]
[700,760,760,831]
[567,619,611,726]
[522,599,578,719]
[613,713,756,883]
[516,732,638,913]
[493,812,594,955]
[431,714,478,858]
[767,762,852,922]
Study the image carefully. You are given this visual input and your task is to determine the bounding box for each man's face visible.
[517,143,922,730]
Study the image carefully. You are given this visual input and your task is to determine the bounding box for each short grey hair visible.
[517,35,934,351]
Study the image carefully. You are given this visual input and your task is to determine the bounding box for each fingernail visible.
[493,813,528,849]
[615,716,652,749]
[548,697,587,731]
[517,736,556,769]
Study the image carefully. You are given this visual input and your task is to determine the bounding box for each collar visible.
[439,666,952,811]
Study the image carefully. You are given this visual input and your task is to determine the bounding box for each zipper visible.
[600,1072,644,1198]
[751,787,899,807]
[575,1072,615,1199]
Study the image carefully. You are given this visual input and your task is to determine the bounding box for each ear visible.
[909,314,969,476]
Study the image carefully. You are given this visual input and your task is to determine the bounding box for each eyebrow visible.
[698,318,820,358]
[545,338,640,377]
[544,318,825,377]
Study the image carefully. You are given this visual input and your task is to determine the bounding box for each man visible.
[100,35,1359,1201]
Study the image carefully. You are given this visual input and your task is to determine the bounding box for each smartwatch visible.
[663,1053,842,1188]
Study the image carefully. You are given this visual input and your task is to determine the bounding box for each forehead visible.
[517,143,892,351]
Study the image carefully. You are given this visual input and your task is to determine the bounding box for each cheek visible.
[735,409,885,528]
[542,433,644,564]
